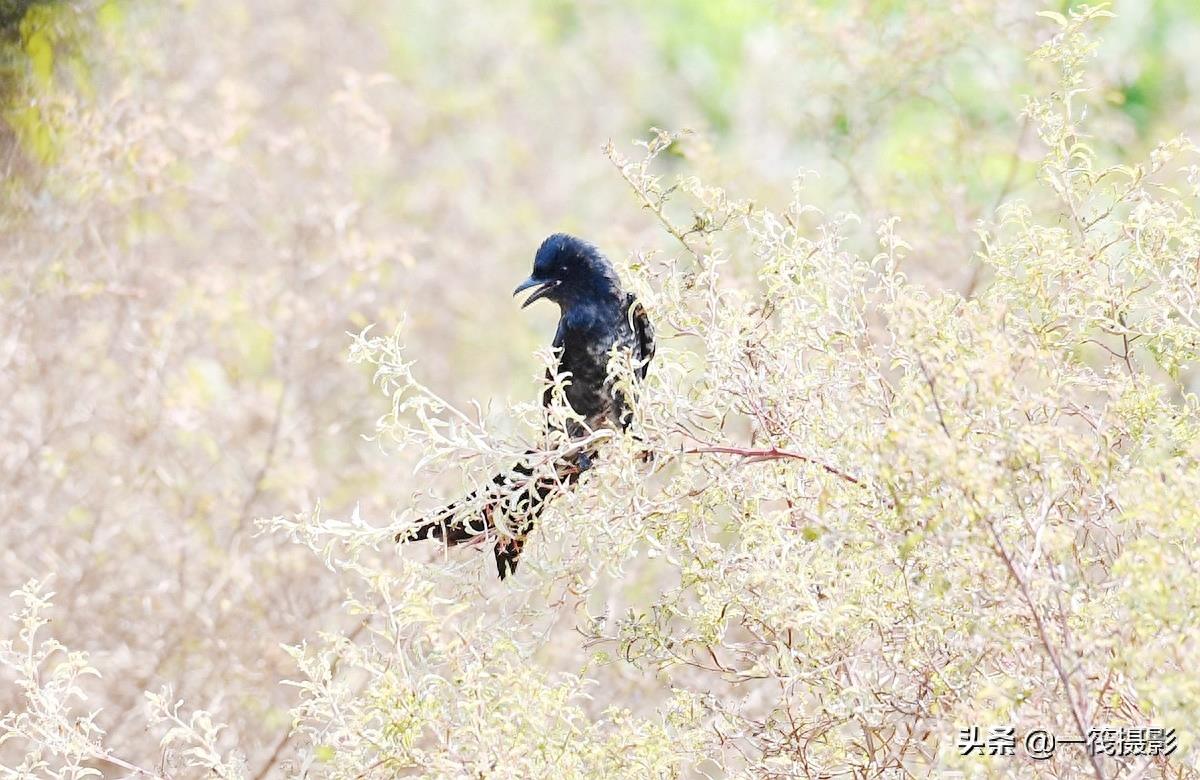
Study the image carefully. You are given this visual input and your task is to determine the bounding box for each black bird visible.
[397,233,655,578]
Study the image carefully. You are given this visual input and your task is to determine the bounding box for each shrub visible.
[272,6,1200,777]
[4,3,1199,779]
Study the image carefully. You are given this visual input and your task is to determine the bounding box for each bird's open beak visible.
[513,276,559,308]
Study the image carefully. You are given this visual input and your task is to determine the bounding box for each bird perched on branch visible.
[396,233,655,579]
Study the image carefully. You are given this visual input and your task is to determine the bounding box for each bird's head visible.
[513,233,621,310]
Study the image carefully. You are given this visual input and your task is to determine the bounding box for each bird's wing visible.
[625,293,655,380]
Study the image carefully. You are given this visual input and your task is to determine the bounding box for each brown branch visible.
[917,357,952,438]
[963,114,1031,297]
[239,383,288,528]
[251,727,293,780]
[683,445,862,487]
[982,509,1107,780]
[252,615,374,780]
[95,752,173,780]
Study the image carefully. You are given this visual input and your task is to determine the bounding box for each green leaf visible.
[24,28,54,84]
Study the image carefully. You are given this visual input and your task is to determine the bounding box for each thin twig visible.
[683,444,862,487]
[964,114,1031,297]
[982,511,1107,780]
[916,357,952,438]
[96,752,173,780]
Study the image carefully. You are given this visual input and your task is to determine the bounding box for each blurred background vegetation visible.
[4,0,1200,773]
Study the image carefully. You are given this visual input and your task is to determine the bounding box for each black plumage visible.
[397,233,655,578]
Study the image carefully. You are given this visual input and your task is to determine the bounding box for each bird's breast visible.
[557,318,632,421]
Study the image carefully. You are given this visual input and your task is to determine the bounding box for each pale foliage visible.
[1,580,243,780]
[273,6,1199,778]
[5,3,1200,780]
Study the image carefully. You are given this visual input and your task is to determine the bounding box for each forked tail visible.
[397,450,592,579]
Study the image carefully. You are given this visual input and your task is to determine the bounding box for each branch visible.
[964,114,1031,297]
[604,134,702,260]
[683,445,862,487]
[981,507,1107,780]
[96,752,174,780]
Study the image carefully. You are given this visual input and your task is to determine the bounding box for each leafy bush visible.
[4,2,1200,779]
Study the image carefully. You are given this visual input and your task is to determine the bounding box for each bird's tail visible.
[397,449,592,579]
